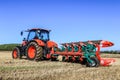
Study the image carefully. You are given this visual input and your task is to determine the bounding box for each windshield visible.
[37,30,49,41]
[27,31,36,41]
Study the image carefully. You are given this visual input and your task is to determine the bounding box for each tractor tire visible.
[86,57,100,67]
[12,46,22,59]
[26,42,43,61]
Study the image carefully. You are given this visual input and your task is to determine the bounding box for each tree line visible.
[0,44,120,54]
[101,50,120,54]
[0,44,20,51]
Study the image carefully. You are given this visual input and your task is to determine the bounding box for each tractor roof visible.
[27,28,51,32]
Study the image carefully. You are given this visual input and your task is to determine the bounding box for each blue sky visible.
[0,0,120,50]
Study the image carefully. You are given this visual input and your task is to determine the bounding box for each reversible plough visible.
[50,40,115,67]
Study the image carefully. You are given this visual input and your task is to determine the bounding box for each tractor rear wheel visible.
[12,47,22,59]
[26,42,43,61]
[86,57,100,67]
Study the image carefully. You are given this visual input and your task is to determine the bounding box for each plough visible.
[51,40,115,67]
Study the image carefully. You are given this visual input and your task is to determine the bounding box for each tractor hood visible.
[47,41,58,48]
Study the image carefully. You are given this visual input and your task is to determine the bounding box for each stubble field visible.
[0,51,120,80]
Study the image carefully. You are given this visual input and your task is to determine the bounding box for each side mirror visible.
[21,31,23,36]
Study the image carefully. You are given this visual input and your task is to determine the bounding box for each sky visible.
[0,0,120,50]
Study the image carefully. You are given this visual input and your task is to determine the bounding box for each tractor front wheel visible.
[12,47,22,59]
[26,42,43,61]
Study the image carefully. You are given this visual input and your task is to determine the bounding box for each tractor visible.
[12,28,58,61]
[12,28,115,67]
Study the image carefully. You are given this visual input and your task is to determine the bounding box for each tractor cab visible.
[21,28,50,46]
[27,28,50,42]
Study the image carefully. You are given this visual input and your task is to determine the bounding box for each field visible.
[0,52,120,80]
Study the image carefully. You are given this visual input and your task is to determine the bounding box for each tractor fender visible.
[28,39,45,46]
[34,39,45,46]
[47,41,58,48]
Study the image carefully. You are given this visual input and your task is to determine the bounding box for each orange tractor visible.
[12,28,115,67]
